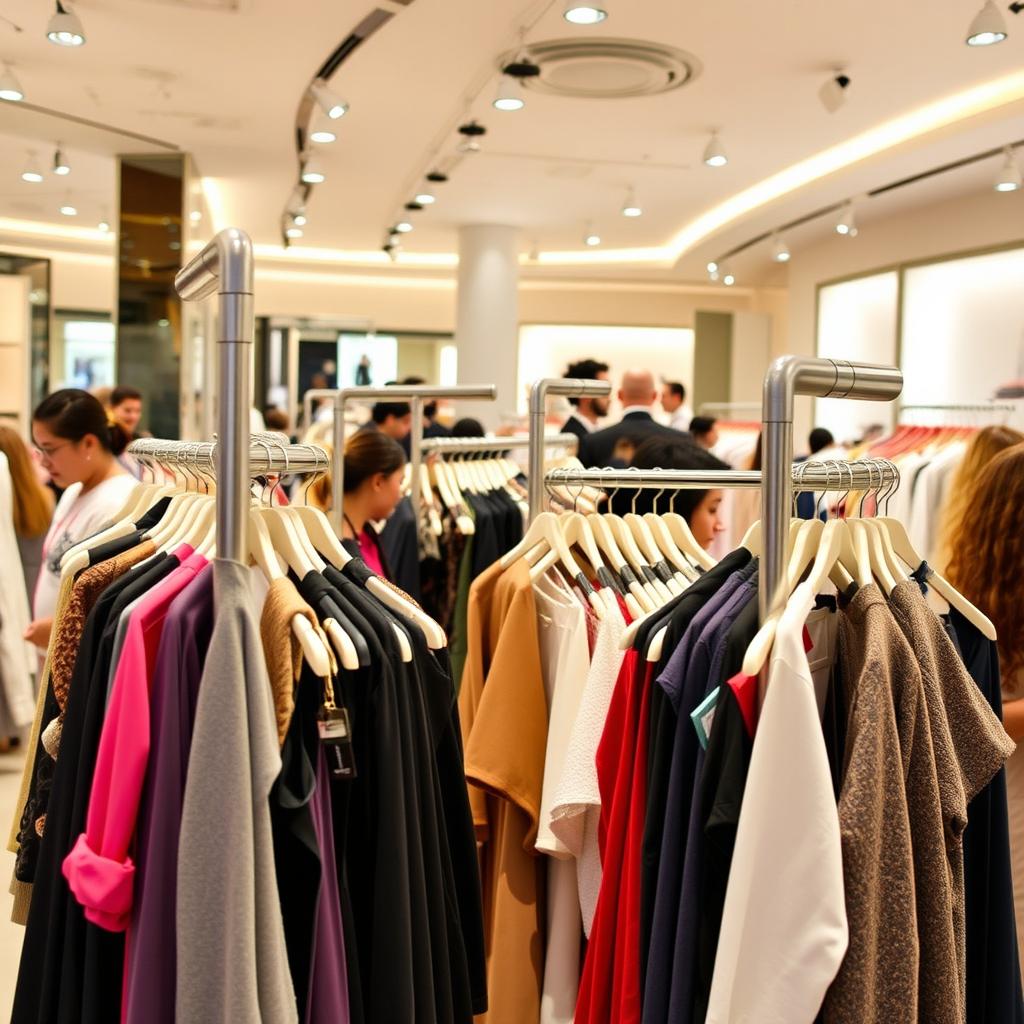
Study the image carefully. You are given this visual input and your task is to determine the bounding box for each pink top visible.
[62,546,207,932]
[358,528,385,578]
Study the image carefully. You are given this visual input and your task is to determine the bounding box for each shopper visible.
[936,425,1024,574]
[109,385,143,437]
[661,380,693,432]
[611,435,729,549]
[339,429,407,580]
[25,389,137,650]
[0,425,54,605]
[561,358,611,440]
[368,398,413,444]
[581,369,689,468]
[689,415,720,450]
[943,442,1024,976]
[808,426,835,455]
[451,417,485,437]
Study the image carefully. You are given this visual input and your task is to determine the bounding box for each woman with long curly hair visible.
[944,441,1024,972]
[936,425,1024,574]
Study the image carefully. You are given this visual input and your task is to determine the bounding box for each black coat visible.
[578,411,689,468]
[559,414,590,442]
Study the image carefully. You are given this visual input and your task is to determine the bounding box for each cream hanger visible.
[605,513,670,607]
[625,513,684,596]
[248,511,337,676]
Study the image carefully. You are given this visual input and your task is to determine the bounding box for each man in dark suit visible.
[579,368,690,467]
[560,358,611,441]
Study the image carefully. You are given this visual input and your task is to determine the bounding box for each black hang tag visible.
[318,706,357,780]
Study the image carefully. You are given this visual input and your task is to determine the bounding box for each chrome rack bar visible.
[529,377,612,523]
[761,357,902,623]
[331,384,497,535]
[422,433,579,455]
[697,401,763,417]
[303,388,341,431]
[174,228,254,565]
[129,436,331,478]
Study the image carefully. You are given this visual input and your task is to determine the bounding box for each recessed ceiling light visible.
[395,221,413,233]
[703,131,728,168]
[706,260,719,274]
[21,154,43,183]
[301,156,326,184]
[494,74,525,111]
[293,211,307,226]
[966,0,1008,45]
[721,263,735,286]
[310,79,348,119]
[0,64,24,102]
[835,201,857,236]
[98,219,110,233]
[564,0,608,24]
[584,224,601,246]
[53,144,70,175]
[286,226,303,239]
[995,146,1022,191]
[46,2,85,46]
[59,199,77,216]
[310,129,337,144]
[415,191,436,205]
[772,235,791,262]
[621,188,642,217]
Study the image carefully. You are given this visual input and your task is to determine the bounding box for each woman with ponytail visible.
[25,389,138,650]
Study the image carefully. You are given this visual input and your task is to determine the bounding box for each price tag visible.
[318,706,356,779]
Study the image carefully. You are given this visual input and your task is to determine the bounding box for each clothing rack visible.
[421,433,579,455]
[174,228,255,565]
[330,384,497,535]
[898,402,1015,422]
[129,435,331,479]
[697,401,763,417]
[528,377,612,523]
[302,388,341,430]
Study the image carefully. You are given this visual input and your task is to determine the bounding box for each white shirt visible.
[548,588,627,935]
[707,584,848,1024]
[533,572,591,1024]
[909,441,966,564]
[33,473,138,623]
[668,404,693,431]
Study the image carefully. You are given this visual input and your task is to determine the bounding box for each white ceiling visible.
[0,0,1021,277]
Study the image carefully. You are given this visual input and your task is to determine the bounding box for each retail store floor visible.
[0,748,26,1019]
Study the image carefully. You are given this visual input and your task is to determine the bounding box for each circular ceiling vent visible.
[506,37,701,99]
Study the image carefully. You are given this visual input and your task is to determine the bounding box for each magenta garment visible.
[62,547,206,931]
[358,528,385,578]
[307,744,350,1023]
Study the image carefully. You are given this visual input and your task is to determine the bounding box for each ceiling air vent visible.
[506,37,701,99]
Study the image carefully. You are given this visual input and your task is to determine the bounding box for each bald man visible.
[579,368,691,467]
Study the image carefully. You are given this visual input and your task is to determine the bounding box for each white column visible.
[456,224,519,429]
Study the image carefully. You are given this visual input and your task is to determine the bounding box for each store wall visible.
[786,187,1024,439]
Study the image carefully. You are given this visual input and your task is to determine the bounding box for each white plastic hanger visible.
[588,512,654,614]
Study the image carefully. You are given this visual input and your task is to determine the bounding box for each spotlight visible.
[426,170,448,183]
[457,119,487,138]
[0,64,24,102]
[286,226,303,239]
[493,74,525,111]
[564,0,608,24]
[995,146,1022,191]
[98,218,110,233]
[835,202,857,236]
[706,260,719,274]
[21,153,43,183]
[703,132,728,168]
[301,155,326,184]
[385,244,400,262]
[310,79,348,119]
[310,129,337,144]
[53,144,70,175]
[395,221,413,233]
[59,198,77,216]
[966,0,1008,44]
[293,211,307,226]
[415,191,436,205]
[819,72,851,114]
[46,2,85,46]
[457,139,481,154]
[772,235,791,262]
[502,55,542,78]
[621,188,642,217]
[584,224,601,246]
[721,264,736,286]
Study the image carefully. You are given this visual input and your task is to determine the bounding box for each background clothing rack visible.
[328,384,496,535]
[421,433,578,455]
[697,401,763,417]
[129,434,331,479]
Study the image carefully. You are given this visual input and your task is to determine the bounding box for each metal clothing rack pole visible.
[174,228,254,565]
[422,433,579,455]
[129,436,331,479]
[528,377,612,523]
[899,402,1015,419]
[697,401,763,417]
[331,384,497,535]
[303,388,341,431]
[761,356,902,622]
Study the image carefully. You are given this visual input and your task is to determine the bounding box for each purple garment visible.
[643,567,755,1024]
[307,746,351,1023]
[124,564,215,1024]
